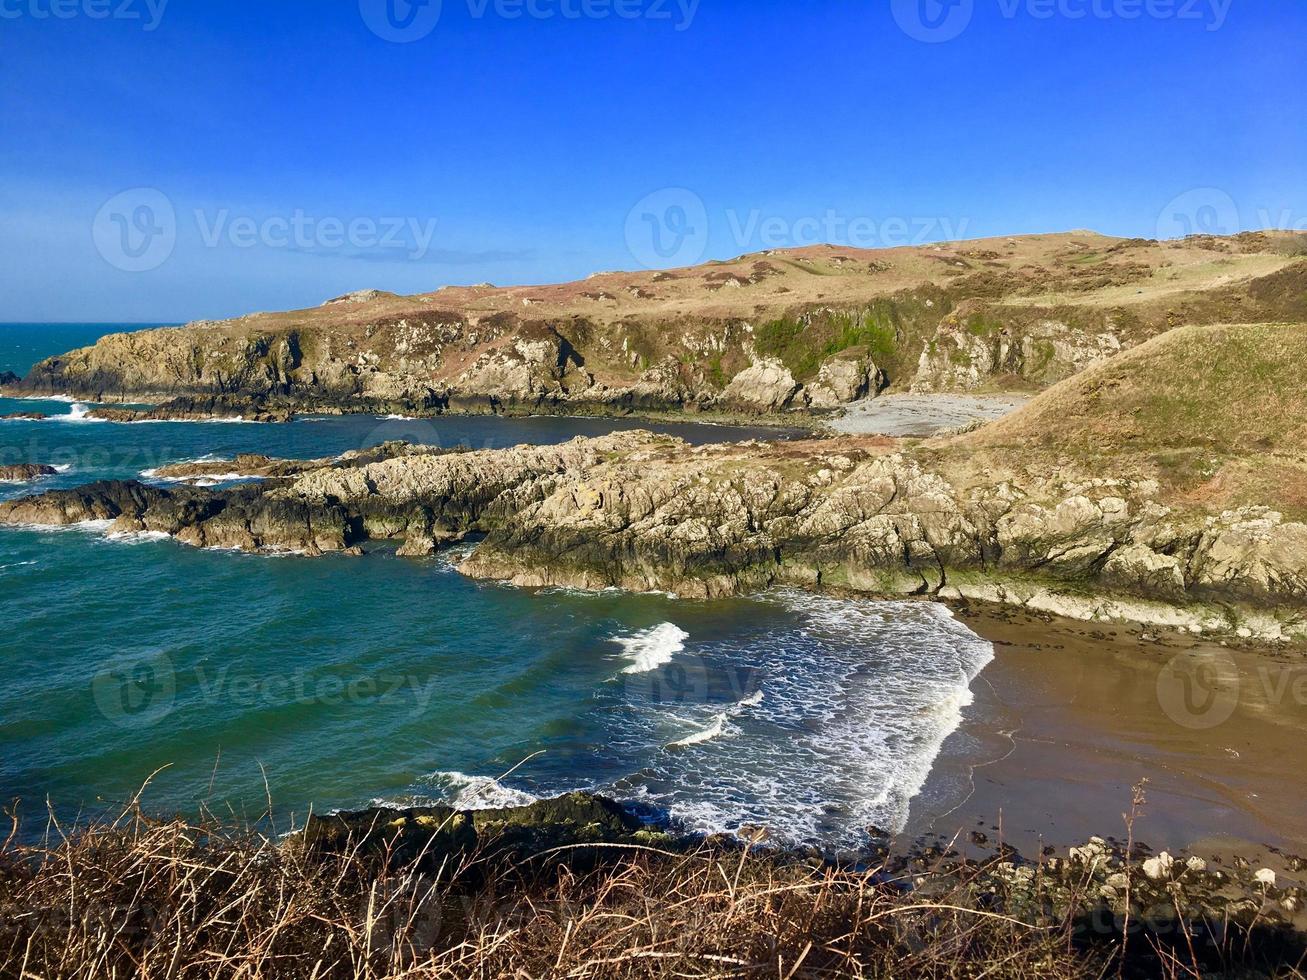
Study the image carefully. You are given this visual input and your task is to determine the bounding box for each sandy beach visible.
[829,393,1031,437]
[908,605,1307,859]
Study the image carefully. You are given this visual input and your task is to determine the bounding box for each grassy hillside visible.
[955,321,1307,518]
[968,322,1307,455]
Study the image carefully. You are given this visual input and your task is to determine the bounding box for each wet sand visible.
[906,604,1307,857]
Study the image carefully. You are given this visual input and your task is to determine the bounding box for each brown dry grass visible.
[964,322,1307,456]
[2,799,1304,979]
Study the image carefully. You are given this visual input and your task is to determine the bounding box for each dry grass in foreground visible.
[1,800,1304,980]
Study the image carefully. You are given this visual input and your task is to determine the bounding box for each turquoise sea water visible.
[0,324,993,849]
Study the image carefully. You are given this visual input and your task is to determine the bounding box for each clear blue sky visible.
[1,0,1303,323]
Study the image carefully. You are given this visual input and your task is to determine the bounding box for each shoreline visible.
[911,603,1307,858]
[0,386,836,433]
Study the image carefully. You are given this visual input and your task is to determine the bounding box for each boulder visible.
[301,792,653,870]
[805,353,884,409]
[723,358,801,411]
[0,463,58,483]
[0,371,19,387]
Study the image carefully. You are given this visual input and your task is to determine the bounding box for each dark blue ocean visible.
[0,324,992,848]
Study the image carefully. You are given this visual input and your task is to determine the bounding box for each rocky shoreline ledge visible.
[2,430,1304,641]
[0,463,58,483]
[308,790,1307,926]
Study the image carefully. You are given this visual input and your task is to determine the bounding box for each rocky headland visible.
[4,231,1305,423]
[3,398,1304,640]
[3,236,1305,639]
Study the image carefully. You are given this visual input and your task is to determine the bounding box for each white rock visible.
[1143,852,1175,881]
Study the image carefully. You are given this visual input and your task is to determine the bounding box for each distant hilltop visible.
[6,230,1305,420]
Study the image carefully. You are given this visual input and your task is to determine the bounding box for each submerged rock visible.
[0,464,58,482]
[301,792,658,869]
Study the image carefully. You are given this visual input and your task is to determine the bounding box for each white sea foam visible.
[2,393,83,403]
[60,402,99,423]
[613,623,689,674]
[9,518,115,534]
[668,689,762,748]
[599,591,995,849]
[105,530,172,544]
[422,771,539,810]
[669,711,730,748]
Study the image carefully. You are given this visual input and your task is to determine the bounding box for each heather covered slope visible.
[8,230,1306,418]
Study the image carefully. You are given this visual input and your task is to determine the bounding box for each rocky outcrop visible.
[912,313,1124,393]
[0,464,57,483]
[4,433,1305,638]
[301,792,661,871]
[805,353,885,409]
[12,234,1303,419]
[0,371,19,387]
[722,358,801,411]
[88,396,295,424]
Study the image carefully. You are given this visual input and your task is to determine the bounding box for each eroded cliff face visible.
[3,432,1303,639]
[7,233,1304,417]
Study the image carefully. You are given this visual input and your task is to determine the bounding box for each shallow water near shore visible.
[1,324,996,849]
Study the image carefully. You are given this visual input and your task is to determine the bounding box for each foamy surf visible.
[669,711,729,747]
[597,591,995,849]
[668,689,762,748]
[105,530,173,544]
[423,771,539,810]
[613,623,689,674]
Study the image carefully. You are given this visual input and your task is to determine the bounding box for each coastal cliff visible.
[6,231,1305,419]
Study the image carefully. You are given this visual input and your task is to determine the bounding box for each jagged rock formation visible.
[3,428,1303,638]
[6,232,1305,418]
[302,792,664,870]
[0,464,57,483]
